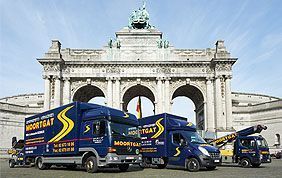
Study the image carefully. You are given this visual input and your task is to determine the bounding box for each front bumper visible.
[105,153,142,165]
[199,155,222,167]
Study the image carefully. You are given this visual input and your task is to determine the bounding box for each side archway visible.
[171,84,205,129]
[72,84,105,102]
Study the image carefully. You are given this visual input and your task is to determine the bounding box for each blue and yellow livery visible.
[11,102,142,173]
[139,113,221,172]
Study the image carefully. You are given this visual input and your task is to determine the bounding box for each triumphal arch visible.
[38,4,237,132]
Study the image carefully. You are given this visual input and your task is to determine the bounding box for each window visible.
[240,139,256,149]
[93,120,106,136]
[110,122,139,138]
[173,133,185,145]
[257,138,268,148]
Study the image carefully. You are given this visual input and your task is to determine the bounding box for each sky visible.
[1,0,282,121]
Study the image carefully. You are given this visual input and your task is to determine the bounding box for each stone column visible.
[225,75,232,129]
[54,76,61,107]
[164,77,171,112]
[43,75,51,111]
[215,75,223,130]
[114,77,121,109]
[107,77,113,107]
[206,77,215,131]
[156,77,163,114]
[63,77,71,105]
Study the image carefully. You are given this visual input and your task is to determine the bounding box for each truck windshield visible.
[257,138,268,148]
[182,131,206,144]
[110,122,139,138]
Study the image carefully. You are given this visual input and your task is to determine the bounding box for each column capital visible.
[114,77,121,81]
[156,77,163,81]
[43,75,51,79]
[63,77,70,81]
[215,75,222,79]
[54,75,61,80]
[106,77,113,81]
[225,75,232,79]
[206,77,214,81]
[165,77,171,81]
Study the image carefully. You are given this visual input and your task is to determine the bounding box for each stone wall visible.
[232,99,282,151]
[0,102,42,151]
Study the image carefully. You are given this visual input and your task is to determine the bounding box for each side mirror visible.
[180,139,187,147]
[12,137,17,147]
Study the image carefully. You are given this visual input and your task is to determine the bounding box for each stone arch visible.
[122,84,156,112]
[171,84,205,129]
[72,84,105,102]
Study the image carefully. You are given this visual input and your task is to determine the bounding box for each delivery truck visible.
[209,125,271,167]
[8,102,142,173]
[139,113,221,172]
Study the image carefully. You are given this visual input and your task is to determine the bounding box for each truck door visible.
[237,138,257,161]
[168,131,186,166]
[80,120,109,156]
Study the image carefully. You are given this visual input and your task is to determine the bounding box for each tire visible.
[157,163,167,169]
[85,156,98,173]
[9,159,15,168]
[66,164,77,169]
[206,166,216,170]
[36,157,47,170]
[186,158,200,172]
[252,163,261,168]
[118,164,129,172]
[240,158,251,168]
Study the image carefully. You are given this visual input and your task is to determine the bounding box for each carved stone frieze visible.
[215,64,232,71]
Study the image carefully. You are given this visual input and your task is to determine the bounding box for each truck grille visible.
[116,147,137,155]
[210,152,221,159]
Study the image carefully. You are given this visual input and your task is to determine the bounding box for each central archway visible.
[171,84,205,130]
[122,85,155,116]
[73,85,105,103]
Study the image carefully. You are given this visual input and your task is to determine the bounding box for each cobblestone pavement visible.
[1,159,282,178]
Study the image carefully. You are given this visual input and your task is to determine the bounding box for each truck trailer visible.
[8,102,142,173]
[139,113,221,172]
[209,125,271,168]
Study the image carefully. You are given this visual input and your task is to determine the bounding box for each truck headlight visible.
[198,146,210,156]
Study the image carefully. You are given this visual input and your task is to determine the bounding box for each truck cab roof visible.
[79,102,139,126]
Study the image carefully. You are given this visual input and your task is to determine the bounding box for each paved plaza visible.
[1,159,282,178]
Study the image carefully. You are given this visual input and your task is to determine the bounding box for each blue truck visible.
[209,125,271,168]
[8,102,142,173]
[139,113,221,172]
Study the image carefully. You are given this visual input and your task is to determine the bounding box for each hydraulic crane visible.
[209,125,271,168]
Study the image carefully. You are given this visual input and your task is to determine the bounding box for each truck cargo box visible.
[139,113,195,158]
[24,102,80,157]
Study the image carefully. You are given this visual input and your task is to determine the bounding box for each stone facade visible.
[38,28,237,134]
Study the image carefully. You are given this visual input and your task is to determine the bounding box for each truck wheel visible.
[240,158,251,168]
[186,158,200,172]
[85,156,98,173]
[36,157,47,170]
[251,163,261,168]
[66,164,77,169]
[118,164,129,172]
[157,163,167,169]
[206,166,216,170]
[9,159,15,168]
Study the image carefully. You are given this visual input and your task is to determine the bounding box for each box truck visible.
[8,102,142,173]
